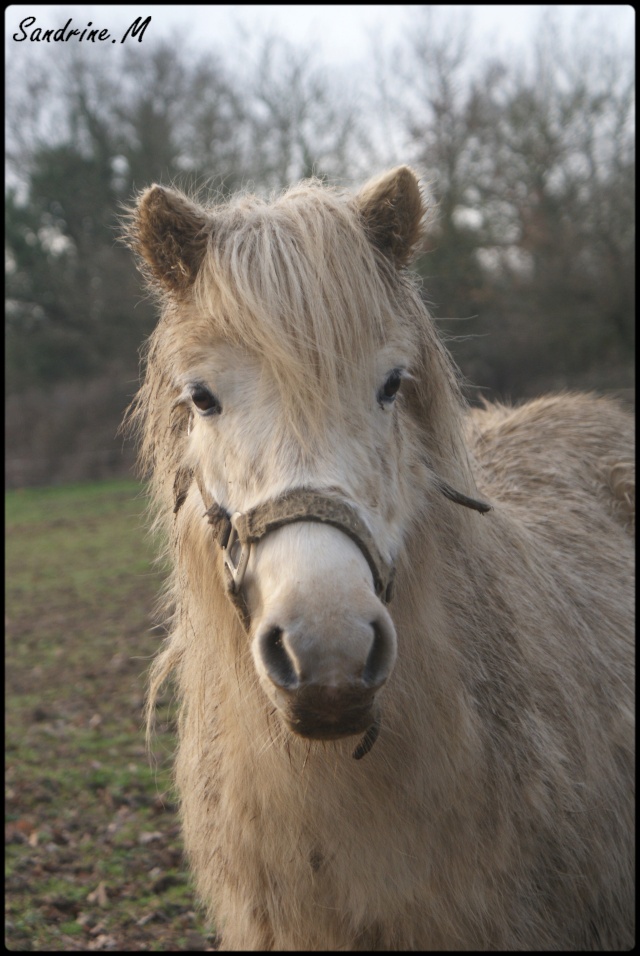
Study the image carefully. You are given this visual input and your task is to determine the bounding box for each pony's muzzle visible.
[255,613,397,741]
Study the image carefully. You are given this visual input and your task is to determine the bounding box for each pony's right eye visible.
[190,385,222,415]
[377,368,404,409]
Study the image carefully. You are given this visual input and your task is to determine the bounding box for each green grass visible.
[7,480,158,612]
[6,479,212,951]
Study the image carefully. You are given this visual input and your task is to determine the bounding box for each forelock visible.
[190,180,413,428]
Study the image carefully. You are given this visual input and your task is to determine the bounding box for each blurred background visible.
[5,4,635,488]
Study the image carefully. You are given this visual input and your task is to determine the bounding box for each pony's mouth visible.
[282,692,378,741]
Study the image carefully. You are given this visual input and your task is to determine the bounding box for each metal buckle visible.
[222,513,251,592]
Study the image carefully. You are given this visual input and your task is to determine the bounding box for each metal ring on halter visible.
[223,514,251,592]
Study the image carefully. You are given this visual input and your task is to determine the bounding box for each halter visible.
[173,465,490,630]
[182,468,396,631]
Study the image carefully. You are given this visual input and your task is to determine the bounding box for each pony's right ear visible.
[128,185,210,294]
[354,166,425,268]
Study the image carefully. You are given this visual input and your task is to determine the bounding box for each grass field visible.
[5,480,213,951]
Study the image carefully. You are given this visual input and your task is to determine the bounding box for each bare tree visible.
[378,6,634,399]
[243,36,365,189]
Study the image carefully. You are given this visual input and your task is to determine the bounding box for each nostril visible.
[362,622,393,688]
[259,626,298,689]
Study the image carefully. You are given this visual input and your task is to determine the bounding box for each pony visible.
[125,167,634,949]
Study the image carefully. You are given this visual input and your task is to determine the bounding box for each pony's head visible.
[129,168,471,751]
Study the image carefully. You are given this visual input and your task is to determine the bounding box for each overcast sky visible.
[6,4,635,69]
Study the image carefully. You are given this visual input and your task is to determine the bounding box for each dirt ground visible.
[6,481,216,951]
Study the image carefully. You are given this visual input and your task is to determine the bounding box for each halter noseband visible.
[187,469,395,631]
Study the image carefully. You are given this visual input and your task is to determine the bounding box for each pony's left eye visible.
[377,369,403,408]
[189,384,222,415]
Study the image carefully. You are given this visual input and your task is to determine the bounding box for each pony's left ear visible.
[354,166,425,267]
[128,185,210,294]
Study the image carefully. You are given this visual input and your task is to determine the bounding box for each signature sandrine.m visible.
[13,15,152,45]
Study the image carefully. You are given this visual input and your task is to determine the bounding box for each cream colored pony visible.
[126,167,634,949]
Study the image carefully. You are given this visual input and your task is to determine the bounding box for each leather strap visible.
[175,467,487,633]
[177,468,395,629]
[231,488,394,603]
